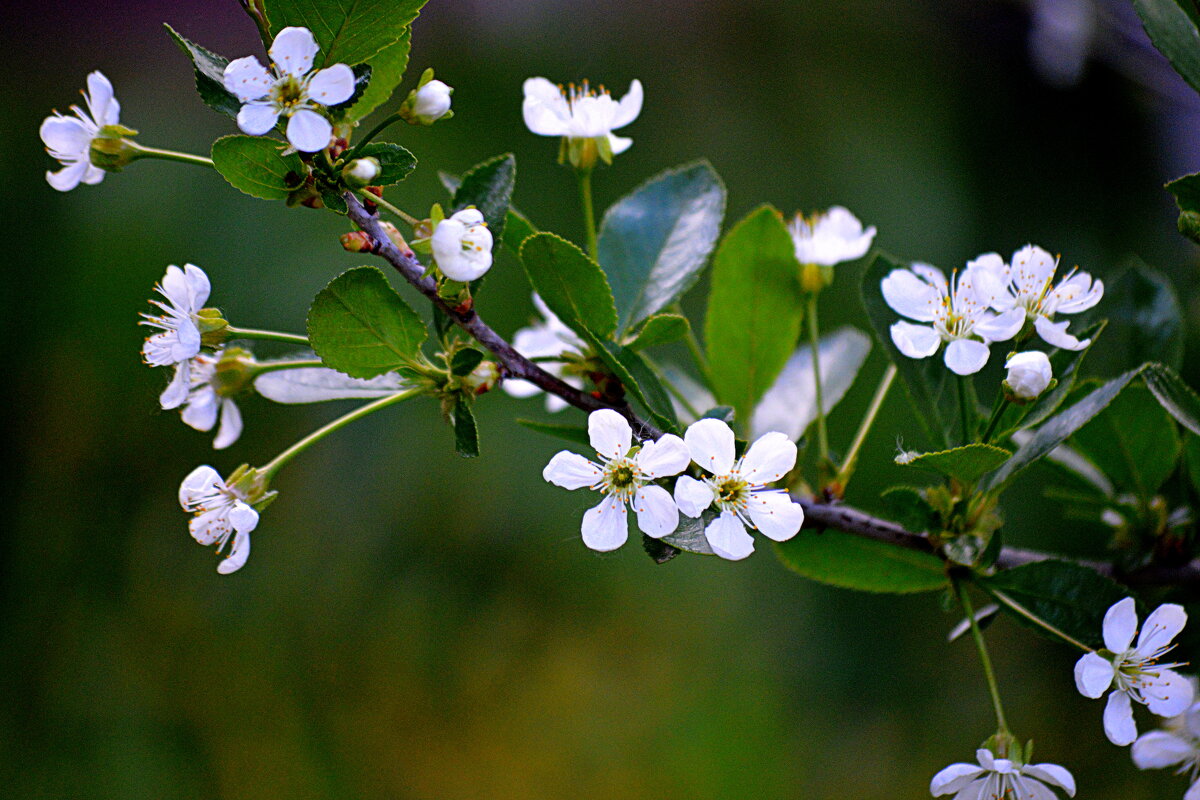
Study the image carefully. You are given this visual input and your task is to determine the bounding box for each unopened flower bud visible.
[432,208,493,281]
[464,360,500,395]
[401,69,453,125]
[340,230,378,253]
[1003,351,1053,402]
[342,157,380,188]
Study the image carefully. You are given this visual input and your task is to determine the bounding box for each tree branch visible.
[344,193,663,440]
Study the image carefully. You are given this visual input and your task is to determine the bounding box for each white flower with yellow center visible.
[40,70,120,191]
[523,77,643,162]
[504,294,586,412]
[543,409,690,552]
[178,350,243,450]
[141,263,211,409]
[930,749,1076,799]
[1075,597,1193,746]
[179,466,260,574]
[223,26,356,152]
[431,208,493,281]
[789,206,876,267]
[673,419,805,561]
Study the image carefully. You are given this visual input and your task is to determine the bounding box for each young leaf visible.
[978,560,1133,649]
[354,142,417,185]
[1133,0,1200,96]
[440,170,536,255]
[346,28,410,121]
[450,348,484,376]
[519,233,618,340]
[775,531,948,594]
[254,367,409,403]
[597,161,726,332]
[1167,173,1200,244]
[452,154,516,245]
[580,331,680,434]
[265,0,426,66]
[704,205,805,426]
[1106,265,1184,370]
[515,419,590,446]
[661,510,717,556]
[453,397,479,457]
[306,266,427,378]
[1143,362,1200,435]
[1070,383,1180,498]
[896,443,1013,485]
[880,486,939,534]
[211,135,306,200]
[164,25,240,118]
[624,314,690,351]
[1014,320,1105,432]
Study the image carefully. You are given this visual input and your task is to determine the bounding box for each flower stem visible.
[671,303,715,389]
[836,364,897,489]
[348,113,403,156]
[250,358,326,376]
[985,586,1094,653]
[261,387,423,479]
[957,375,974,445]
[980,395,1011,445]
[807,292,829,465]
[130,143,214,169]
[577,169,598,261]
[224,325,309,345]
[954,577,1010,734]
[360,190,421,228]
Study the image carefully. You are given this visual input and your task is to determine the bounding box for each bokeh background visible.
[5,0,1200,797]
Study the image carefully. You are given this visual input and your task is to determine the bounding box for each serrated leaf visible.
[520,233,618,339]
[453,397,479,457]
[979,560,1133,649]
[254,367,409,402]
[211,135,307,200]
[580,330,679,434]
[597,161,726,332]
[452,154,515,245]
[1070,383,1180,498]
[440,170,535,255]
[1143,362,1200,436]
[450,348,484,376]
[776,531,948,594]
[354,142,416,185]
[265,0,426,66]
[1134,0,1200,95]
[880,486,939,533]
[704,205,805,426]
[516,419,590,446]
[1105,265,1184,371]
[306,266,427,378]
[346,28,410,121]
[625,314,690,351]
[165,24,241,118]
[897,443,1012,484]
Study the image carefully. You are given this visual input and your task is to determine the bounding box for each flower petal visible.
[1104,596,1139,653]
[223,56,273,102]
[1074,652,1115,698]
[930,763,986,796]
[1136,603,1187,657]
[1187,778,1200,800]
[1034,316,1089,351]
[684,418,736,475]
[213,398,243,450]
[740,431,797,485]
[270,26,319,77]
[973,308,1025,343]
[237,101,280,136]
[745,490,804,542]
[522,77,571,136]
[1011,245,1058,292]
[943,339,990,375]
[217,527,251,574]
[182,263,212,309]
[1132,731,1195,769]
[1104,689,1138,746]
[705,510,755,560]
[1052,273,1103,314]
[673,475,714,518]
[85,70,118,125]
[159,361,192,410]
[286,108,332,152]
[633,485,678,538]
[308,63,356,106]
[588,409,633,461]
[1022,764,1075,796]
[890,320,941,359]
[543,451,602,490]
[40,115,92,155]
[46,159,91,192]
[610,79,643,129]
[1145,669,1194,718]
[580,495,628,552]
[634,433,690,478]
[881,268,941,322]
[179,465,222,508]
[607,133,633,155]
[181,387,220,433]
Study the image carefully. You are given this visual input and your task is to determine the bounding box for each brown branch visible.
[343,192,663,440]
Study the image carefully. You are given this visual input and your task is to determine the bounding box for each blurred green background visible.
[5,0,1200,797]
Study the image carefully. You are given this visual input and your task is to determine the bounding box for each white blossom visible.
[1132,690,1200,800]
[504,294,586,412]
[223,26,355,152]
[523,77,643,156]
[673,419,805,561]
[177,350,243,450]
[40,71,120,191]
[141,263,211,410]
[1075,597,1193,746]
[970,245,1103,350]
[412,79,453,123]
[431,208,493,281]
[1005,350,1053,400]
[179,466,260,574]
[930,749,1076,799]
[543,409,690,552]
[789,206,876,266]
[882,261,1025,375]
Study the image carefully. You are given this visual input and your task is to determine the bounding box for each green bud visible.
[195,307,230,348]
[88,125,141,172]
[212,347,259,396]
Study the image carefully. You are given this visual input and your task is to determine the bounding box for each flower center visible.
[712,475,750,512]
[601,457,641,502]
[271,76,309,113]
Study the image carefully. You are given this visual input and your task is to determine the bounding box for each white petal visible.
[580,495,628,552]
[944,339,990,375]
[881,268,941,322]
[1136,603,1187,657]
[543,451,602,490]
[705,510,754,561]
[213,398,243,450]
[1074,652,1115,698]
[976,749,995,770]
[1014,776,1056,800]
[1104,689,1138,746]
[181,387,220,432]
[1132,731,1195,769]
[522,77,571,136]
[973,308,1025,343]
[159,361,192,410]
[1034,315,1089,350]
[609,79,643,129]
[501,377,542,399]
[1053,274,1104,314]
[1188,780,1200,800]
[746,490,804,541]
[633,485,678,538]
[1145,669,1194,718]
[217,527,251,574]
[228,501,260,534]
[255,368,407,403]
[607,133,633,155]
[673,475,714,517]
[46,159,89,192]
[270,26,319,77]
[965,253,1013,311]
[1104,597,1139,653]
[182,263,211,309]
[634,434,690,478]
[588,409,633,461]
[1022,764,1075,796]
[85,71,117,125]
[890,321,941,359]
[179,465,222,508]
[286,108,332,152]
[684,418,736,475]
[930,764,986,796]
[222,56,273,102]
[740,432,797,485]
[1012,244,1058,289]
[237,102,280,136]
[308,64,356,106]
[40,115,92,155]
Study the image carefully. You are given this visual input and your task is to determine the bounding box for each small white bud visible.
[432,208,493,282]
[411,79,453,124]
[1004,351,1053,401]
[342,157,380,187]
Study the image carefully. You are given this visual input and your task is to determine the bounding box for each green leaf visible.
[306,266,427,378]
[164,24,240,118]
[450,348,484,376]
[320,187,349,215]
[776,531,948,594]
[452,397,479,458]
[979,560,1133,649]
[1143,362,1200,436]
[1134,0,1200,95]
[440,170,535,255]
[346,28,410,121]
[661,511,717,556]
[861,253,952,449]
[1014,320,1105,432]
[1184,433,1200,495]
[1106,265,1184,371]
[210,135,307,200]
[1167,173,1200,244]
[452,154,516,245]
[1070,383,1181,497]
[354,142,417,185]
[896,443,1013,484]
[326,63,373,119]
[515,419,590,446]
[880,486,939,534]
[265,0,426,66]
[520,233,618,340]
[597,161,726,332]
[704,205,805,426]
[625,314,690,351]
[580,331,679,434]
